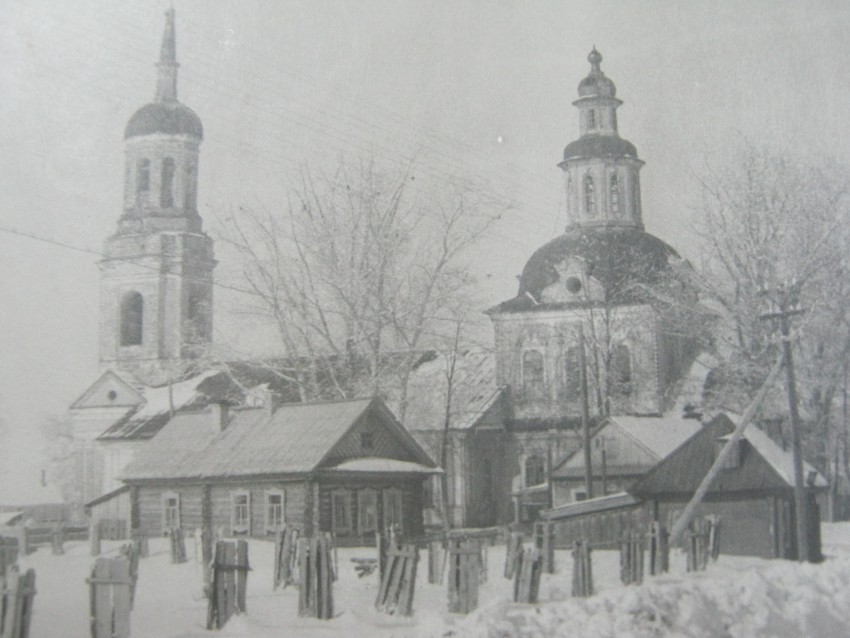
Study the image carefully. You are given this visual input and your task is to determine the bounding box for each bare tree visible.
[220,156,502,415]
[694,142,850,510]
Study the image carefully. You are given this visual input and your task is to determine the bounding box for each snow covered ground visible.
[17,523,850,637]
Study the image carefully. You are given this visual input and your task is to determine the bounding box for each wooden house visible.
[120,397,438,545]
[631,413,827,559]
[551,415,702,503]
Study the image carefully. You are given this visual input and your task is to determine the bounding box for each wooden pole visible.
[578,324,593,499]
[669,353,784,545]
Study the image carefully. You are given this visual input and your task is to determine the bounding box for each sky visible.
[1,0,849,485]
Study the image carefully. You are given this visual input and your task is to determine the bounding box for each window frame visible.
[357,489,378,534]
[136,158,151,205]
[521,349,546,401]
[525,455,546,487]
[382,488,403,534]
[264,489,285,535]
[584,174,596,217]
[610,173,621,217]
[231,490,251,536]
[331,489,353,535]
[120,291,144,346]
[162,491,180,533]
[160,157,176,208]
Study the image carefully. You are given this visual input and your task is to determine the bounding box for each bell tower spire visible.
[155,8,179,102]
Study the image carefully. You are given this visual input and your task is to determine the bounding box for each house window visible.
[136,159,150,204]
[587,109,596,129]
[383,489,403,533]
[584,174,596,217]
[522,350,545,401]
[612,344,632,395]
[525,455,546,487]
[571,488,588,502]
[610,174,621,217]
[162,491,180,532]
[231,491,250,535]
[331,490,353,535]
[184,163,197,209]
[160,157,175,208]
[358,489,378,534]
[120,291,144,346]
[360,431,374,451]
[265,490,284,534]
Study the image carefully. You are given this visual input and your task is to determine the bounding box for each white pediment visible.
[540,257,605,304]
[71,370,145,409]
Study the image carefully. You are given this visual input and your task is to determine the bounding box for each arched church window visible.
[525,455,545,487]
[161,158,175,208]
[136,159,150,205]
[587,109,596,129]
[522,350,545,401]
[186,293,207,342]
[610,174,621,217]
[584,174,596,217]
[184,163,197,209]
[120,291,144,346]
[562,346,581,398]
[612,344,632,395]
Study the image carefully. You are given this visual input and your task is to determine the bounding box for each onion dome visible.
[124,9,203,140]
[578,47,616,98]
[494,226,680,312]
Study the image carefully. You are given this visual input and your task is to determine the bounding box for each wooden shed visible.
[120,397,439,545]
[630,413,826,559]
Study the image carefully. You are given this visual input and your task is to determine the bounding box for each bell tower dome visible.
[98,9,215,385]
[559,48,645,230]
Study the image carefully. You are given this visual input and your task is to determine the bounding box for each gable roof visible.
[401,350,505,431]
[121,397,434,481]
[71,370,145,409]
[630,413,826,497]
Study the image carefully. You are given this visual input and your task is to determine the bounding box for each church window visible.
[187,293,208,341]
[522,350,545,401]
[612,344,632,395]
[160,157,175,208]
[610,174,621,216]
[563,346,581,398]
[136,159,150,204]
[565,276,582,294]
[584,174,596,217]
[587,109,596,129]
[184,163,197,209]
[525,455,545,487]
[120,291,144,346]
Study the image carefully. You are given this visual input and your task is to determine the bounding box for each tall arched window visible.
[587,109,596,129]
[584,174,596,217]
[120,292,144,346]
[612,344,632,395]
[522,350,545,401]
[610,174,621,217]
[563,347,581,399]
[136,159,150,205]
[525,455,545,487]
[187,294,207,342]
[184,163,197,209]
[160,158,175,208]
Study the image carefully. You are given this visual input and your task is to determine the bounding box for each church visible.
[69,12,699,534]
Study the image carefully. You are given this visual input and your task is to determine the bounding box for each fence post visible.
[503,532,523,579]
[648,522,669,575]
[51,522,64,556]
[571,540,593,597]
[170,528,187,564]
[428,540,443,584]
[90,521,101,557]
[707,515,721,561]
[89,557,131,638]
[447,539,479,614]
[512,547,542,604]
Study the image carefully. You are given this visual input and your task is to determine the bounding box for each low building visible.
[120,397,438,545]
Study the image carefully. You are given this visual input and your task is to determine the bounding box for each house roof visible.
[544,491,640,521]
[630,413,827,497]
[323,458,441,474]
[401,350,505,432]
[121,397,434,481]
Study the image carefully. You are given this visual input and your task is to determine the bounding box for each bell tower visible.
[99,9,215,384]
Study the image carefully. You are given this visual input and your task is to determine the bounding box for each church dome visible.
[577,48,616,98]
[563,134,637,161]
[495,227,681,312]
[125,101,203,139]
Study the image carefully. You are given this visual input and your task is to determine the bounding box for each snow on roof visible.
[326,458,441,474]
[544,491,640,520]
[612,415,702,460]
[0,511,24,526]
[401,350,504,431]
[724,418,828,488]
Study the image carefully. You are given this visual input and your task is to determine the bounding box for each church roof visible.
[562,134,637,161]
[493,226,680,313]
[125,102,203,139]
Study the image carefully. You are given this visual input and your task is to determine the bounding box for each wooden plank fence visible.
[169,528,187,564]
[119,544,140,608]
[0,565,36,638]
[571,540,593,597]
[648,522,669,575]
[447,540,479,614]
[130,530,149,558]
[88,557,132,638]
[298,536,334,620]
[375,543,418,616]
[503,532,523,579]
[534,521,555,574]
[620,531,644,585]
[512,547,542,604]
[686,516,721,572]
[50,523,63,556]
[0,538,19,575]
[206,540,250,630]
[427,540,444,584]
[97,519,127,541]
[273,527,299,589]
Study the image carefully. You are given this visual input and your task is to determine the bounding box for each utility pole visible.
[760,280,809,562]
[578,324,593,499]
